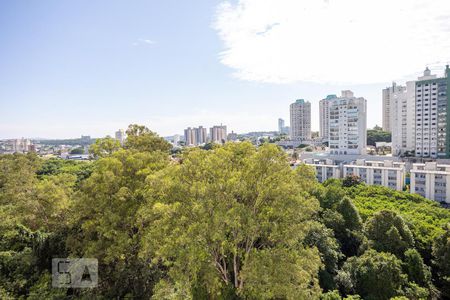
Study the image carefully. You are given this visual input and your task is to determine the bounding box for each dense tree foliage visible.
[1,125,450,299]
[336,249,404,300]
[365,210,414,257]
[88,136,121,158]
[433,224,450,298]
[367,128,391,146]
[347,184,450,261]
[69,147,84,155]
[139,143,322,299]
[124,124,172,153]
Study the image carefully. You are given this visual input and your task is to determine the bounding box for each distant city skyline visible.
[2,0,450,139]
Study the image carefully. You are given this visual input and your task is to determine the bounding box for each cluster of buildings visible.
[285,90,367,155]
[12,138,35,153]
[183,125,227,146]
[383,66,450,158]
[0,138,37,154]
[287,65,450,206]
[284,64,450,158]
[303,157,450,205]
[3,66,450,206]
[303,158,406,192]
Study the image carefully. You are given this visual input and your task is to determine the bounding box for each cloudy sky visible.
[1,0,450,138]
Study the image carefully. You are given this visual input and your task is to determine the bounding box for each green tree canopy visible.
[139,142,322,299]
[337,197,362,231]
[403,248,431,288]
[317,179,346,209]
[305,223,343,291]
[89,136,121,158]
[367,128,391,146]
[68,149,169,298]
[124,124,172,153]
[337,249,405,300]
[365,210,414,257]
[432,224,450,298]
[69,147,84,155]
[0,154,78,298]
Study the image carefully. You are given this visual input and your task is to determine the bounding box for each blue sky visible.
[1,0,448,139]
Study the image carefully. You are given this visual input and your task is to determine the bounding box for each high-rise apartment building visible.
[184,126,207,146]
[115,129,125,145]
[12,138,31,153]
[415,66,450,158]
[184,127,196,146]
[319,94,337,141]
[289,99,311,141]
[383,83,408,135]
[277,118,289,135]
[385,82,416,156]
[210,125,227,144]
[382,88,392,132]
[196,126,207,145]
[278,118,285,133]
[329,90,367,155]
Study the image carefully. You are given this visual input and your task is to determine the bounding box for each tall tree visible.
[0,154,76,298]
[336,250,404,300]
[89,136,121,158]
[366,128,391,146]
[139,142,322,299]
[305,223,343,291]
[337,197,362,231]
[403,249,431,288]
[365,210,414,257]
[317,179,346,209]
[68,149,169,298]
[124,124,172,152]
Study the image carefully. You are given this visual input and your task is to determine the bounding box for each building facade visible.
[196,126,207,145]
[115,129,125,145]
[12,138,32,153]
[382,87,392,132]
[415,66,450,158]
[227,131,238,141]
[184,126,207,146]
[303,158,340,183]
[387,82,416,156]
[184,127,196,146]
[210,125,227,144]
[278,118,289,135]
[278,118,285,133]
[343,159,405,191]
[329,91,367,155]
[410,162,450,204]
[290,99,311,141]
[319,94,337,142]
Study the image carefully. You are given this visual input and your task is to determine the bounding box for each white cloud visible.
[133,38,156,46]
[213,0,450,84]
